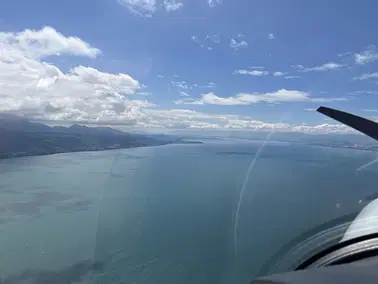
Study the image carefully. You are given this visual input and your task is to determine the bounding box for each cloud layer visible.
[175,89,346,105]
[0,26,351,133]
[141,108,349,132]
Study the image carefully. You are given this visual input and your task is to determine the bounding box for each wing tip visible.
[316,106,327,114]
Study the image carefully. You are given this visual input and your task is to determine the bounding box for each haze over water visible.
[0,139,377,283]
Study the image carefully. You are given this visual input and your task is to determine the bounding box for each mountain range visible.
[0,117,202,159]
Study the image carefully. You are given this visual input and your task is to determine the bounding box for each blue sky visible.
[1,0,378,132]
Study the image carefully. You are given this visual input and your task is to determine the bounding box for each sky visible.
[1,0,378,132]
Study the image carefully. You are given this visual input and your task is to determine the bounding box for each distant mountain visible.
[0,117,203,159]
[0,117,52,133]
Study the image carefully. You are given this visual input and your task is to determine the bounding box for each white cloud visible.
[294,62,343,72]
[0,26,152,125]
[0,26,101,59]
[272,71,285,76]
[117,0,157,17]
[290,123,348,133]
[163,0,183,11]
[171,80,215,90]
[0,27,353,133]
[353,72,378,80]
[355,45,378,65]
[208,0,221,8]
[141,108,349,133]
[234,69,268,76]
[175,89,346,106]
[284,75,300,79]
[229,38,248,50]
[268,33,276,40]
[72,66,140,94]
[234,69,285,77]
[363,109,378,112]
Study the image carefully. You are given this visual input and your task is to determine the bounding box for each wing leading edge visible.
[317,106,378,142]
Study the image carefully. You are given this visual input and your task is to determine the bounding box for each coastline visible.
[0,140,204,160]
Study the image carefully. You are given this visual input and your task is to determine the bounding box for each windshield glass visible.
[1,0,378,283]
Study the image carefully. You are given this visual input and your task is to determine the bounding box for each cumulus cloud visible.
[163,0,183,11]
[0,26,152,125]
[294,62,343,72]
[0,26,352,133]
[355,45,378,65]
[117,0,157,17]
[140,108,348,132]
[0,26,101,59]
[229,38,248,50]
[175,89,346,106]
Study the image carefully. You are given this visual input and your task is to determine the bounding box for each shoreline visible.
[0,140,204,160]
[1,138,374,161]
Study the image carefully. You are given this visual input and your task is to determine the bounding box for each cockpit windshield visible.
[0,1,378,283]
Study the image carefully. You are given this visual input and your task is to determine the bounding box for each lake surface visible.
[0,139,377,283]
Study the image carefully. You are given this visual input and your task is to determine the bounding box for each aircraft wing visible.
[317,106,378,141]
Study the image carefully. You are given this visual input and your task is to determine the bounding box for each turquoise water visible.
[0,139,377,283]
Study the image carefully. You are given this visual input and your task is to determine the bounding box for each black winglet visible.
[317,106,378,141]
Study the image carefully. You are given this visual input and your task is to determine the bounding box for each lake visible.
[0,139,377,283]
